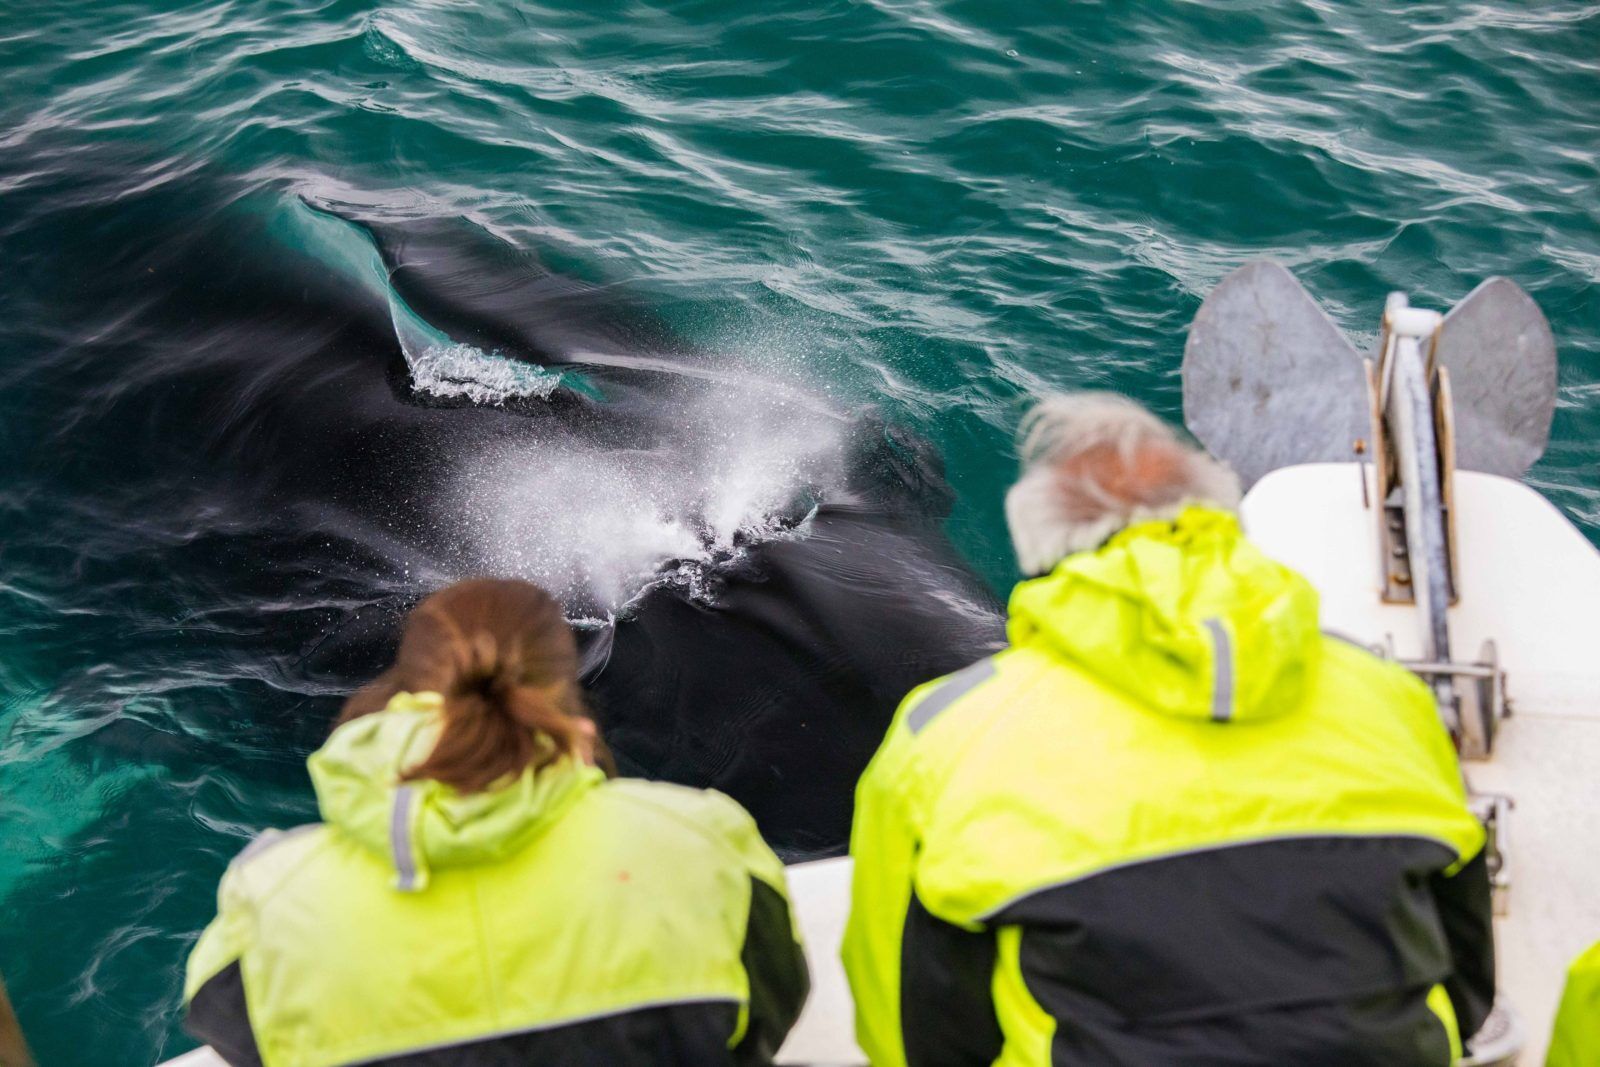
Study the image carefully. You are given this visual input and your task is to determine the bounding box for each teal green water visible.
[2,2,1599,1063]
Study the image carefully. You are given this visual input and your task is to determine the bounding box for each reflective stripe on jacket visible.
[842,507,1493,1067]
[183,692,808,1067]
[1548,940,1600,1067]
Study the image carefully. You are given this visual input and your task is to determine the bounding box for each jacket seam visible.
[906,657,999,735]
[242,828,339,905]
[230,823,324,872]
[1030,973,1455,1030]
[976,831,1463,922]
[913,657,1054,835]
[328,994,744,1066]
[603,788,754,871]
[469,876,499,1025]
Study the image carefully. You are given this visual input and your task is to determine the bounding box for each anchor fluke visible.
[1181,261,1367,489]
[1436,277,1558,479]
[1182,261,1557,487]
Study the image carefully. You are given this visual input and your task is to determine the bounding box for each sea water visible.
[1,2,1598,1063]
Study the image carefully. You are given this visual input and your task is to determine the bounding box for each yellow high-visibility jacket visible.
[184,692,808,1067]
[1548,940,1600,1067]
[843,507,1492,1067]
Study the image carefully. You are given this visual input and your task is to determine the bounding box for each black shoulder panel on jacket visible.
[993,835,1465,1066]
[184,961,263,1067]
[188,967,753,1067]
[379,1003,744,1066]
[738,876,810,1065]
[1431,847,1496,1041]
[901,890,1003,1067]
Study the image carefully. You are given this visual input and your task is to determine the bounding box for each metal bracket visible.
[1434,366,1461,606]
[1369,299,1460,607]
[1400,639,1507,760]
[1468,791,1514,916]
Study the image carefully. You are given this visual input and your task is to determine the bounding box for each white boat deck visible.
[1244,463,1600,1064]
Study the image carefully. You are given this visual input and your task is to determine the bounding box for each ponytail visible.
[337,579,603,793]
[399,673,587,793]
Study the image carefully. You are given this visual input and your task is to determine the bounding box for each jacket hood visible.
[308,691,603,892]
[1007,507,1320,723]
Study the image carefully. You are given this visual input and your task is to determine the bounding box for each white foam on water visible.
[389,278,566,405]
[407,341,564,404]
[453,383,847,615]
[273,197,570,407]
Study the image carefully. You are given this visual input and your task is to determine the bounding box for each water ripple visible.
[1,1,1598,1063]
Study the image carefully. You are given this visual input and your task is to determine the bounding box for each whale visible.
[1,157,1005,857]
[261,192,1008,855]
[0,154,1005,1063]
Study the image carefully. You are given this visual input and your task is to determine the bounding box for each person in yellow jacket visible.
[184,578,808,1066]
[842,392,1494,1066]
[1548,940,1600,1066]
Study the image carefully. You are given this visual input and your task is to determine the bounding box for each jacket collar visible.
[308,691,603,891]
